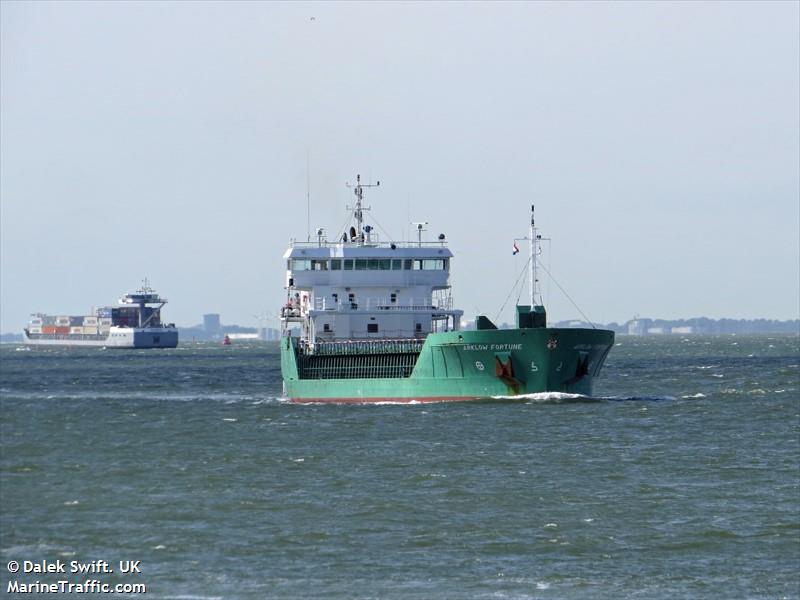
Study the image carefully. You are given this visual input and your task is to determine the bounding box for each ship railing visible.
[296,352,419,380]
[432,292,454,311]
[289,238,448,249]
[299,338,426,356]
[373,304,460,314]
[26,333,109,341]
[374,303,436,311]
[312,297,444,312]
[312,329,428,341]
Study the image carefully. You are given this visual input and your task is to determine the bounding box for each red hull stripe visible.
[290,396,482,405]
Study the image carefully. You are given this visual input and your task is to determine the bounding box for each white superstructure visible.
[280,175,463,348]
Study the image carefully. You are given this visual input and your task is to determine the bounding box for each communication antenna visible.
[306,151,311,242]
[346,174,380,243]
[411,222,428,246]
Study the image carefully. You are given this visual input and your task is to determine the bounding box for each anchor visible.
[495,352,521,392]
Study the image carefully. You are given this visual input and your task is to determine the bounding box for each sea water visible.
[0,335,797,599]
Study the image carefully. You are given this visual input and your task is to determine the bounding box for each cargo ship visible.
[280,174,614,403]
[23,282,178,348]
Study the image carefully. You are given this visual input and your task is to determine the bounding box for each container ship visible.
[280,174,614,403]
[23,282,178,348]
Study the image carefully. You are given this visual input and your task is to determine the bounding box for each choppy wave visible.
[2,336,799,599]
[162,596,224,600]
[600,394,678,402]
[489,392,679,403]
[3,391,285,404]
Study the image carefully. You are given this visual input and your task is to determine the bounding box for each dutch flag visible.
[512,242,520,255]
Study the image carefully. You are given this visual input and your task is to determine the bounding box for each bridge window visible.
[292,259,311,271]
[366,259,391,270]
[406,259,447,270]
[404,259,413,270]
[345,258,403,270]
[331,259,342,270]
[311,260,328,271]
[421,259,444,270]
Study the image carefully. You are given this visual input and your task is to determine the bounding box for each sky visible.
[1,0,798,332]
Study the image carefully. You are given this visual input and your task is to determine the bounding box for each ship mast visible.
[530,204,537,307]
[346,174,379,243]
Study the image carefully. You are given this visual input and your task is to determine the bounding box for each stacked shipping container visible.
[28,303,162,336]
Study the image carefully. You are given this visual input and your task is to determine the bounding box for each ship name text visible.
[463,343,522,352]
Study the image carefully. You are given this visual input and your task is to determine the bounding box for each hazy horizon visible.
[2,1,798,332]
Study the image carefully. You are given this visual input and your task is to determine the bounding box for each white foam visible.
[491,391,588,402]
[355,400,424,405]
[681,393,707,399]
[1,543,59,555]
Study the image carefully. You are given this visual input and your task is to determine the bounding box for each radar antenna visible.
[411,221,428,246]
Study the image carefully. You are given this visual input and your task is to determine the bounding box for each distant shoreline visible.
[3,317,798,343]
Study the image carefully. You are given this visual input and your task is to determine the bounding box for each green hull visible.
[281,327,614,403]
